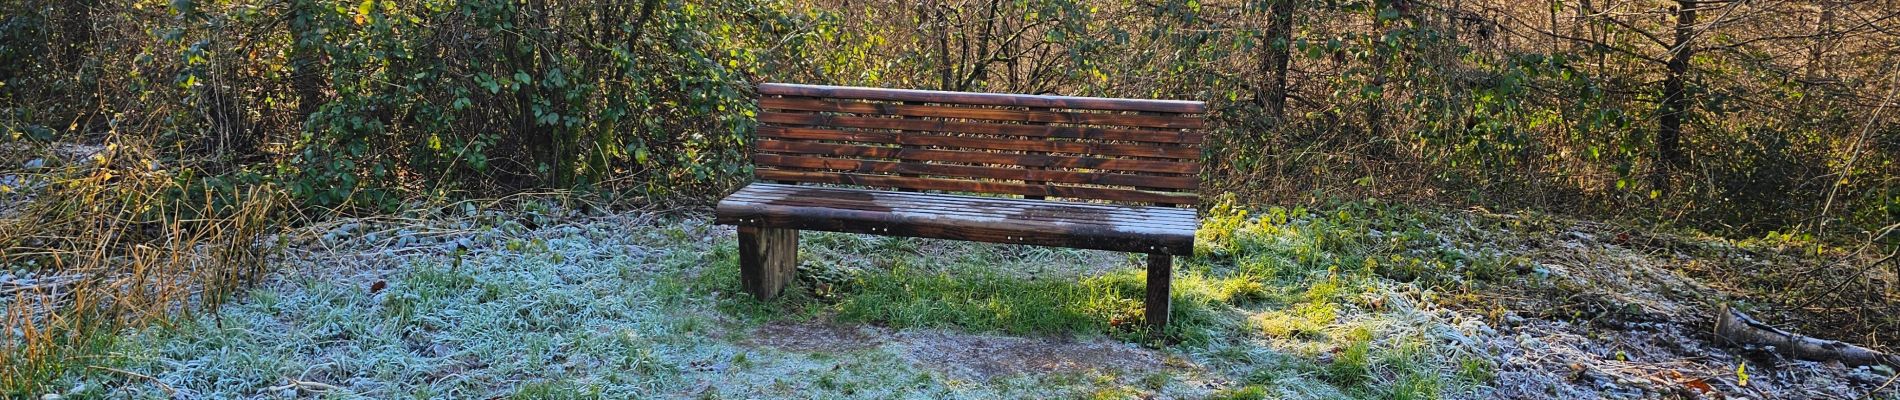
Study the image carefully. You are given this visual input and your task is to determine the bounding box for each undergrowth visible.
[0,141,281,395]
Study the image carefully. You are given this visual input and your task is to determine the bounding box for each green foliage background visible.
[2,0,1897,235]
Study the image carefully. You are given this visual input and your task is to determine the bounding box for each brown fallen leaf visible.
[1682,377,1714,394]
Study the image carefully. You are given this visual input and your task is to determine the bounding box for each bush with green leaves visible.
[273,0,801,210]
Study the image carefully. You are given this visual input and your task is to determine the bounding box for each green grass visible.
[804,197,1511,398]
[1209,385,1271,400]
[1325,328,1374,387]
[832,265,1134,334]
[791,197,1504,397]
[821,253,1274,345]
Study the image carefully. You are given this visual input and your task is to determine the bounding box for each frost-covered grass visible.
[32,200,1495,399]
[36,197,1888,399]
[86,216,736,397]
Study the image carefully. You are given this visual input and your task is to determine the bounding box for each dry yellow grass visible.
[1,140,281,394]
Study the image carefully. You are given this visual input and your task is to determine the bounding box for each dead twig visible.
[87,365,176,397]
[266,378,341,393]
[1789,248,1900,312]
[1866,371,1899,400]
[0,275,87,296]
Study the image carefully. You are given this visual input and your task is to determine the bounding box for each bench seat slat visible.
[721,199,1199,230]
[720,187,1198,228]
[715,183,1196,254]
[719,196,1198,230]
[719,198,1199,231]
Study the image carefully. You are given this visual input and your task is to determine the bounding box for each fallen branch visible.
[87,365,176,397]
[266,379,341,392]
[0,274,87,296]
[1715,305,1900,367]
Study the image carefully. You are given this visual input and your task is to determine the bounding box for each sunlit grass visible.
[799,198,1504,398]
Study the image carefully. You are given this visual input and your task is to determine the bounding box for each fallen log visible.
[1715,305,1899,367]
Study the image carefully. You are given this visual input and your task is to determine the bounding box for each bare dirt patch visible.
[895,330,1165,381]
[747,320,889,352]
[745,320,1169,382]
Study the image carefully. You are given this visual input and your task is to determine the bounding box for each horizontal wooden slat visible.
[715,184,1196,254]
[760,97,1202,129]
[758,125,1198,160]
[724,183,1200,220]
[759,83,1207,114]
[749,83,1205,207]
[716,207,1195,254]
[722,192,1198,228]
[755,170,1198,205]
[759,112,1202,144]
[754,154,1198,190]
[756,140,1198,175]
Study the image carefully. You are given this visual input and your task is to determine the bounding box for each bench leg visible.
[1145,254,1173,328]
[738,226,798,300]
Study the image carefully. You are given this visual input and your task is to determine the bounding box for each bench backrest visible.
[752,83,1204,207]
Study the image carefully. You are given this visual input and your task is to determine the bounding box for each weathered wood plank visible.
[722,183,1199,219]
[758,83,1207,114]
[1021,103,1056,200]
[753,154,1199,190]
[1146,254,1173,327]
[758,125,1200,160]
[720,198,1199,232]
[716,201,1194,254]
[720,187,1200,229]
[760,97,1203,129]
[754,170,1199,205]
[738,226,798,300]
[755,140,1198,175]
[728,84,1205,327]
[758,112,1203,144]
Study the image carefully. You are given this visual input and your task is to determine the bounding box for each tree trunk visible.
[1258,0,1296,123]
[58,0,97,133]
[1654,0,1696,196]
[288,0,326,119]
[931,4,954,91]
[1365,3,1387,148]
[1805,2,1833,82]
[57,0,93,70]
[1364,0,1412,160]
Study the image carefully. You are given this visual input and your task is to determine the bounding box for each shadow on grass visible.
[704,233,1266,345]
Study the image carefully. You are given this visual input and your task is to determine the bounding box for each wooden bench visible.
[714,83,1203,327]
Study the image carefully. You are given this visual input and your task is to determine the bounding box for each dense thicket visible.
[2,0,1897,236]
